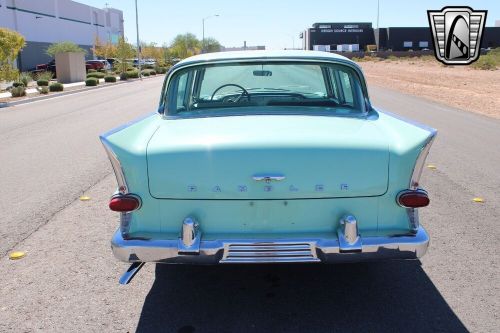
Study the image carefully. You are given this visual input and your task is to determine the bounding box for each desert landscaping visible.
[359,56,500,119]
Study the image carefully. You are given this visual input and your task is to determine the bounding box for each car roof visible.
[176,50,353,66]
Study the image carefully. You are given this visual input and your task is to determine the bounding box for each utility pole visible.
[135,0,142,80]
[376,0,380,52]
[202,14,219,53]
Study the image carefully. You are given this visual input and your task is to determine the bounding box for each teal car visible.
[100,51,436,284]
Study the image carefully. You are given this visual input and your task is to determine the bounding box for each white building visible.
[0,0,124,70]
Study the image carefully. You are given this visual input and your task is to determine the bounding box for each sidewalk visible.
[0,75,163,108]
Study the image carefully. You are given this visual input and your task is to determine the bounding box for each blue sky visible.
[79,0,500,49]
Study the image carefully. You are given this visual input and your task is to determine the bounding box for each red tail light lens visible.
[397,190,430,208]
[109,195,141,212]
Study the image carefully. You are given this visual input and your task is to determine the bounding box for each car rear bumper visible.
[111,226,430,264]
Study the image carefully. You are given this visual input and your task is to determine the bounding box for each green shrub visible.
[46,41,87,57]
[142,71,150,77]
[104,75,117,83]
[472,51,499,70]
[10,86,26,97]
[49,82,64,92]
[33,71,53,82]
[98,68,107,73]
[85,78,99,86]
[126,70,139,79]
[150,70,156,75]
[119,72,128,81]
[87,72,105,79]
[88,69,96,73]
[38,86,49,94]
[12,82,25,88]
[37,79,49,87]
[19,72,33,87]
[156,66,168,74]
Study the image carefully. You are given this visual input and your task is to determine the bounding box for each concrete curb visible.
[0,75,164,109]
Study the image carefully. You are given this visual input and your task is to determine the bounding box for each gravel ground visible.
[360,58,500,119]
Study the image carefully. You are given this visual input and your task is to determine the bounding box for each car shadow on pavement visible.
[136,261,467,333]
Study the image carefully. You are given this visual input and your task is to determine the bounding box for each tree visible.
[0,28,25,82]
[46,41,87,57]
[169,33,201,59]
[141,42,164,66]
[92,35,117,59]
[202,37,222,53]
[115,37,135,73]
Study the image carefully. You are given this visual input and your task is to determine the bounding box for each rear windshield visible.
[165,62,366,115]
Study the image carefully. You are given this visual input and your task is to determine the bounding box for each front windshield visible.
[165,61,366,115]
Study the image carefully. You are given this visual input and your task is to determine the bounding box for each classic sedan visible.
[100,51,436,284]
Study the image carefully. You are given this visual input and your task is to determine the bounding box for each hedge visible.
[49,82,64,92]
[85,78,99,86]
[36,79,49,87]
[104,76,117,83]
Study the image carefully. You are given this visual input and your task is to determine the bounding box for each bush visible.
[119,72,128,81]
[142,71,150,77]
[104,75,117,83]
[156,66,168,74]
[37,79,49,87]
[33,71,53,82]
[12,82,25,87]
[49,82,64,92]
[85,78,99,86]
[10,86,26,97]
[87,72,105,79]
[46,41,87,57]
[19,72,33,87]
[98,68,107,73]
[472,50,499,70]
[126,70,139,79]
[38,86,49,95]
[88,69,96,73]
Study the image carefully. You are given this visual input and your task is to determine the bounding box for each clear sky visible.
[78,0,500,49]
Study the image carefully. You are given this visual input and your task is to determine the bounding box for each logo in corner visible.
[427,6,487,65]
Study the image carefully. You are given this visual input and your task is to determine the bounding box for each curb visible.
[0,75,164,109]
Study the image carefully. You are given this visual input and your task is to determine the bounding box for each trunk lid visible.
[147,115,389,199]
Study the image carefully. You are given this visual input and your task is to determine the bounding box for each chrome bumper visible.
[111,226,430,264]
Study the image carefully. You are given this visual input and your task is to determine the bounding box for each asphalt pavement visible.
[0,76,498,332]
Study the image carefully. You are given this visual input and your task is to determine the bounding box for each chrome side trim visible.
[410,133,437,189]
[252,173,286,182]
[100,136,128,194]
[111,226,430,264]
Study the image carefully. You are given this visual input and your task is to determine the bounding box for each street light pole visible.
[202,14,219,53]
[376,0,380,52]
[135,0,142,80]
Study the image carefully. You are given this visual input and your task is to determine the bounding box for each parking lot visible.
[0,75,498,332]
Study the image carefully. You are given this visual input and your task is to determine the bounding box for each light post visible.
[202,14,219,53]
[376,0,380,52]
[135,0,142,80]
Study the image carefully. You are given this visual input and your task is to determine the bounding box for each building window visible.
[403,41,413,48]
[419,41,429,48]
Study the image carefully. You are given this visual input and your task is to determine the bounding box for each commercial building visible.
[302,22,500,52]
[0,0,124,71]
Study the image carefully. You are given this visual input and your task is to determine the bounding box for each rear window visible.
[165,62,366,115]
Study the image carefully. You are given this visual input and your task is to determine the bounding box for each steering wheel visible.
[211,84,250,102]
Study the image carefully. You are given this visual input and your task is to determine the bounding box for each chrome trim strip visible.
[100,136,128,194]
[220,242,319,263]
[111,226,430,264]
[409,133,437,189]
[252,173,286,182]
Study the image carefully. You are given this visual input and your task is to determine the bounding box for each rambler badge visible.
[252,174,285,183]
[428,6,487,65]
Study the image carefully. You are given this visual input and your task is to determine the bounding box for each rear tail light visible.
[109,195,141,212]
[397,190,430,208]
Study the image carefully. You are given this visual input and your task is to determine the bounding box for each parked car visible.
[132,58,156,67]
[36,59,56,73]
[85,60,109,71]
[100,51,437,284]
